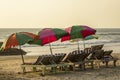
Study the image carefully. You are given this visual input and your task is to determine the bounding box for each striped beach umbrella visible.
[38,28,68,45]
[0,32,38,64]
[38,28,68,54]
[61,25,96,50]
[35,28,68,55]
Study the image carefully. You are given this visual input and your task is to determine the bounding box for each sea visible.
[0,28,120,55]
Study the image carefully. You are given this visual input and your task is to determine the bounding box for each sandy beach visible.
[0,52,120,80]
[0,0,120,79]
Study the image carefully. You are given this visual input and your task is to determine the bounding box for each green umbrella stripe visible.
[16,33,36,45]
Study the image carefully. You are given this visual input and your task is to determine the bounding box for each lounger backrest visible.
[103,50,113,58]
[40,55,52,65]
[53,54,61,64]
[62,52,71,62]
[33,56,43,65]
[90,50,104,59]
[67,49,90,62]
[104,50,113,56]
[63,49,91,62]
[53,53,66,64]
[77,49,91,61]
[62,50,78,62]
[59,53,66,62]
[84,48,92,53]
[82,52,91,60]
[91,44,104,52]
[71,50,80,62]
[67,51,76,62]
[97,50,104,59]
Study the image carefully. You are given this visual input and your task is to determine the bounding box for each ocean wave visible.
[97,33,120,35]
[21,40,120,48]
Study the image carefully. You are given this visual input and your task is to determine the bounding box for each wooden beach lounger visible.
[102,50,118,67]
[63,48,93,71]
[91,44,104,51]
[21,53,72,76]
[89,49,118,68]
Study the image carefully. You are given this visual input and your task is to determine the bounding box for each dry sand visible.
[0,54,120,80]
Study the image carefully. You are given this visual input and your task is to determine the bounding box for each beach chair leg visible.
[113,60,117,67]
[81,63,85,70]
[73,65,76,71]
[52,67,57,74]
[86,62,92,68]
[79,63,85,70]
[84,63,86,70]
[105,61,109,67]
[91,61,94,69]
[22,67,26,74]
[41,67,46,76]
[93,60,100,69]
[60,65,67,73]
[64,65,68,73]
[59,66,63,71]
[58,66,62,71]
[33,67,37,72]
[69,65,74,71]
[96,60,100,69]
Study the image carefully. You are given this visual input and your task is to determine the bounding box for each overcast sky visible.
[0,0,120,28]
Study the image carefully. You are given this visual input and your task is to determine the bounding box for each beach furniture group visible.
[21,44,118,76]
[22,53,73,76]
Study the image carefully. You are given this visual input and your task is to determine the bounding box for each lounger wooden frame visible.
[21,62,73,76]
[21,53,73,76]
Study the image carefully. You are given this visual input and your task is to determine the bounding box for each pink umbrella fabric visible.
[61,25,96,42]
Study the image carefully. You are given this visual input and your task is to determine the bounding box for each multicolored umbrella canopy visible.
[29,28,68,54]
[0,32,38,64]
[37,28,68,55]
[38,28,68,45]
[61,25,96,42]
[61,25,96,50]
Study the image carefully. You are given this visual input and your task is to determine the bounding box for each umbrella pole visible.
[49,43,53,55]
[77,41,80,51]
[19,45,25,64]
[83,40,85,50]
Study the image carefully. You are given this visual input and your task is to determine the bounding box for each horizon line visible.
[0,27,120,29]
